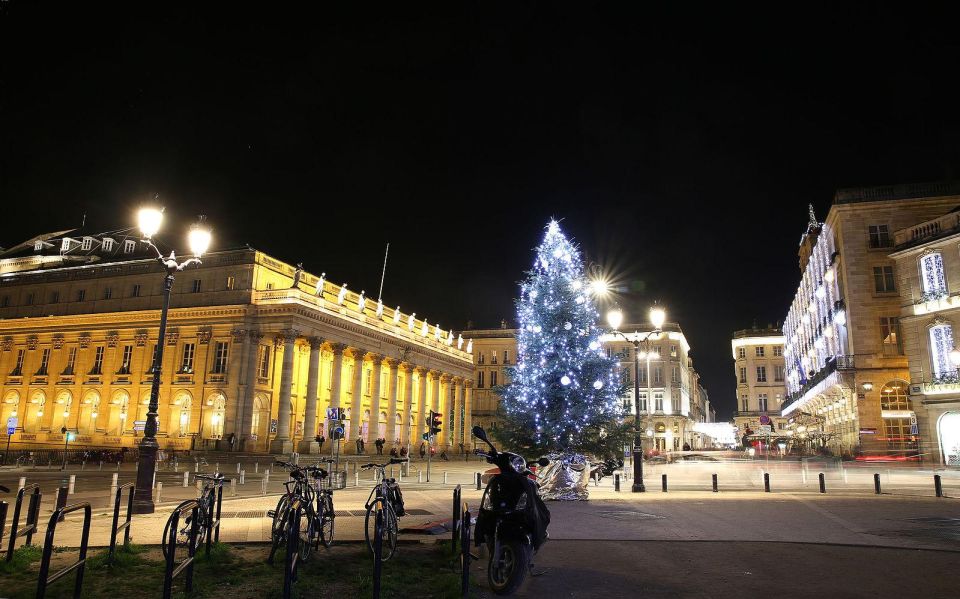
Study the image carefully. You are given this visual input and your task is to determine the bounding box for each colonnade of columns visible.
[237,329,472,455]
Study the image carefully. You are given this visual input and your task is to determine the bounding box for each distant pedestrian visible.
[228,432,237,451]
[316,435,325,453]
[356,438,363,454]
[419,443,426,459]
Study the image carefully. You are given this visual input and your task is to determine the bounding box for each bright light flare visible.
[138,207,164,239]
[649,306,666,330]
[589,279,609,296]
[606,308,624,331]
[188,223,212,257]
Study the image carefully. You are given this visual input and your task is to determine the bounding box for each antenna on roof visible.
[81,213,86,229]
[377,242,390,301]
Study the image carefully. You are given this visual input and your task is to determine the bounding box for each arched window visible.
[1,390,20,432]
[208,392,226,439]
[55,390,73,431]
[111,390,130,435]
[252,394,269,440]
[938,412,960,466]
[174,392,192,437]
[80,390,100,434]
[25,390,45,433]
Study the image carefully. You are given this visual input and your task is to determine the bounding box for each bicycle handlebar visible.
[361,458,408,470]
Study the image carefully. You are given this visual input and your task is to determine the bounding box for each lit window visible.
[81,237,93,251]
[929,323,955,380]
[213,342,229,374]
[756,346,765,357]
[740,395,749,412]
[774,365,785,382]
[654,392,664,411]
[102,238,114,252]
[226,276,235,291]
[773,346,783,357]
[180,343,196,373]
[880,317,903,356]
[670,345,678,357]
[37,348,50,376]
[123,240,136,254]
[758,394,768,412]
[117,345,133,374]
[90,346,104,375]
[920,253,947,299]
[738,347,746,359]
[739,367,746,384]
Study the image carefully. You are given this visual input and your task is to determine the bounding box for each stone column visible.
[239,330,262,450]
[414,367,429,447]
[270,330,298,454]
[349,348,366,452]
[464,381,474,448]
[365,355,385,446]
[401,364,414,448]
[224,328,247,448]
[385,359,400,445]
[328,343,347,409]
[439,374,452,447]
[454,378,464,448]
[430,371,441,446]
[298,336,323,453]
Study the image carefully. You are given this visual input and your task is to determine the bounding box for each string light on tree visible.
[495,220,630,456]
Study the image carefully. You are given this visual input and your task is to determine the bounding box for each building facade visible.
[463,320,716,453]
[731,327,788,446]
[0,234,474,454]
[781,182,960,458]
[890,208,960,465]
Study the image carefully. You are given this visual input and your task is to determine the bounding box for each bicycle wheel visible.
[319,493,335,548]
[162,500,202,559]
[364,498,398,561]
[271,495,291,549]
[299,506,314,562]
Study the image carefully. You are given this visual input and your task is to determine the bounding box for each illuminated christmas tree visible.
[495,220,629,458]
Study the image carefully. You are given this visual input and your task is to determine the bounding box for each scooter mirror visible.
[472,425,487,441]
[537,457,550,467]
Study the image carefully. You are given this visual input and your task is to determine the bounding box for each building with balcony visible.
[781,182,960,458]
[890,207,960,465]
[731,326,788,446]
[462,320,716,453]
[0,230,474,454]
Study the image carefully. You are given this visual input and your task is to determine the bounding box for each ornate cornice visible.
[134,330,148,347]
[197,327,212,345]
[106,331,119,348]
[307,336,325,350]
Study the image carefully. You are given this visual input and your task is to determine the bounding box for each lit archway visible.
[938,412,960,466]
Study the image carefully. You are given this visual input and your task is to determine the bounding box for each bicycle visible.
[362,457,408,561]
[268,461,336,563]
[162,472,226,559]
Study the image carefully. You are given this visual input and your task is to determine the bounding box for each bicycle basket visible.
[321,470,347,491]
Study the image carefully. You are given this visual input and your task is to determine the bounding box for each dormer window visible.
[81,237,94,251]
[123,240,136,254]
[102,238,115,252]
[34,241,43,252]
[61,238,73,252]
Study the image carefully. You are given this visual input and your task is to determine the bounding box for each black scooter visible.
[472,425,551,595]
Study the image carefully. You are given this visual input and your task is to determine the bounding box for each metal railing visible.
[282,498,303,599]
[162,500,200,599]
[451,484,462,554]
[108,483,135,564]
[36,502,92,599]
[6,483,41,561]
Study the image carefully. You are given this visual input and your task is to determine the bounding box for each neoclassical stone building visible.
[0,235,473,454]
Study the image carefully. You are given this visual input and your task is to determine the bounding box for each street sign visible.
[334,426,344,437]
[270,419,278,433]
[7,416,18,429]
[133,420,146,431]
[326,408,338,420]
[910,413,919,435]
[859,428,877,435]
[6,427,14,435]
[759,414,771,425]
[759,425,772,434]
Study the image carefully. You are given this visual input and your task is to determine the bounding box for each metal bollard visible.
[261,478,268,495]
[215,462,220,473]
[183,471,189,488]
[116,462,120,471]
[237,462,241,473]
[18,476,26,490]
[152,471,157,489]
[55,486,68,522]
[355,472,360,487]
[99,461,103,471]
[712,473,718,492]
[398,468,403,482]
[418,470,423,483]
[157,481,163,502]
[662,473,668,492]
[231,479,237,497]
[69,474,76,495]
[763,472,770,493]
[444,471,448,484]
[81,461,85,471]
[935,474,943,497]
[255,462,259,474]
[874,473,881,494]
[240,470,246,484]
[111,472,118,497]
[801,469,807,485]
[476,472,481,490]
[195,461,199,473]
[819,473,826,493]
[842,467,849,484]
[614,473,620,492]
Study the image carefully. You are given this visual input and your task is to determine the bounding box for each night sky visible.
[2,3,959,418]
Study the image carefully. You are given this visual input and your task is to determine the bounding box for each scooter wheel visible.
[488,540,531,595]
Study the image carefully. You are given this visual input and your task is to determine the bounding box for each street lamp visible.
[132,206,212,514]
[605,304,666,492]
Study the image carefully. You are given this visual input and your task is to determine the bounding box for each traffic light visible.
[429,410,442,436]
[422,432,429,441]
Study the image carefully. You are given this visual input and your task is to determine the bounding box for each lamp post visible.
[606,305,666,493]
[132,206,212,514]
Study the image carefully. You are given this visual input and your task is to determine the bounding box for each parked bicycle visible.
[162,472,226,558]
[361,457,408,561]
[268,460,341,563]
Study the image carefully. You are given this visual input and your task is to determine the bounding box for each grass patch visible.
[0,541,477,599]
[0,544,43,575]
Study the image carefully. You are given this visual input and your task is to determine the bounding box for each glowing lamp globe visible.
[606,308,624,331]
[188,223,212,257]
[649,306,666,330]
[138,207,164,239]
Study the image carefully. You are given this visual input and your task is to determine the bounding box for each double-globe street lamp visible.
[605,305,666,493]
[132,207,212,514]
